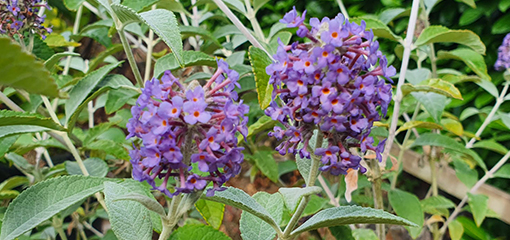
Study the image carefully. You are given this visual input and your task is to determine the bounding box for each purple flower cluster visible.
[495,33,510,71]
[266,8,394,176]
[127,59,249,197]
[0,0,52,39]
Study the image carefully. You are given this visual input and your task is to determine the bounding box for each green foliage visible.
[278,187,322,213]
[291,206,417,236]
[467,193,488,227]
[248,46,273,109]
[0,38,60,98]
[388,189,423,238]
[239,192,283,240]
[0,110,65,131]
[0,176,112,240]
[169,224,231,240]
[65,158,108,177]
[195,199,225,229]
[245,151,278,182]
[104,181,153,240]
[153,51,216,78]
[414,26,485,54]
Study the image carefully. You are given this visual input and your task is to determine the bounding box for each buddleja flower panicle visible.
[495,33,510,71]
[265,8,394,176]
[127,59,249,197]
[0,0,52,39]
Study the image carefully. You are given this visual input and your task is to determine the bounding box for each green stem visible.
[144,5,156,82]
[335,0,350,19]
[118,29,144,86]
[244,0,266,42]
[53,216,68,240]
[390,103,421,189]
[63,4,83,75]
[370,158,385,240]
[282,132,323,239]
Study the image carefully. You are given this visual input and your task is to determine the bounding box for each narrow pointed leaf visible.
[0,125,52,139]
[249,46,273,109]
[0,37,60,97]
[153,51,216,78]
[237,116,276,144]
[169,224,230,240]
[437,49,490,81]
[449,219,464,240]
[467,193,488,227]
[0,110,65,131]
[414,26,485,54]
[278,187,322,213]
[411,133,487,170]
[351,18,402,42]
[104,181,153,240]
[401,78,463,99]
[114,193,166,218]
[396,120,443,134]
[201,187,278,228]
[66,158,108,177]
[44,52,80,70]
[0,176,110,240]
[240,192,283,240]
[291,206,416,236]
[389,189,424,238]
[65,62,121,124]
[195,199,225,229]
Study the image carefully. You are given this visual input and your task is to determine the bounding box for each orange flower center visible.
[190,178,197,184]
[304,61,311,67]
[332,99,339,105]
[297,80,304,86]
[331,32,338,38]
[326,151,332,156]
[312,112,319,117]
[162,120,167,126]
[208,136,214,143]
[322,51,328,57]
[194,111,200,117]
[172,108,178,114]
[199,155,206,160]
[322,88,330,94]
[331,119,338,124]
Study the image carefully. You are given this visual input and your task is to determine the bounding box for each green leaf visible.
[290,206,416,236]
[476,79,498,97]
[415,26,485,55]
[84,139,129,160]
[0,176,110,240]
[0,37,60,97]
[459,8,483,26]
[457,216,490,240]
[0,125,53,139]
[44,34,81,48]
[500,0,510,12]
[460,107,479,121]
[195,199,224,229]
[44,52,80,71]
[114,192,166,218]
[401,78,463,99]
[88,44,124,73]
[437,49,490,81]
[278,187,322,213]
[467,193,488,227]
[472,140,508,155]
[492,14,510,34]
[65,62,121,124]
[253,0,269,12]
[456,0,476,8]
[65,158,108,177]
[0,176,28,192]
[169,224,231,240]
[237,116,276,144]
[351,17,402,42]
[330,225,355,240]
[201,187,279,228]
[396,120,443,134]
[411,133,487,170]
[352,228,378,240]
[64,0,86,11]
[138,9,183,66]
[421,195,456,216]
[441,118,464,136]
[153,51,216,78]
[66,74,130,131]
[180,26,221,46]
[0,136,18,161]
[104,181,153,240]
[248,46,273,109]
[239,192,283,240]
[0,110,65,131]
[410,92,446,123]
[122,0,159,11]
[378,8,408,24]
[388,189,423,238]
[105,88,139,114]
[449,219,464,240]
[4,153,31,170]
[302,195,329,217]
[246,151,278,182]
[493,164,510,179]
[296,130,327,185]
[453,159,478,188]
[405,68,431,85]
